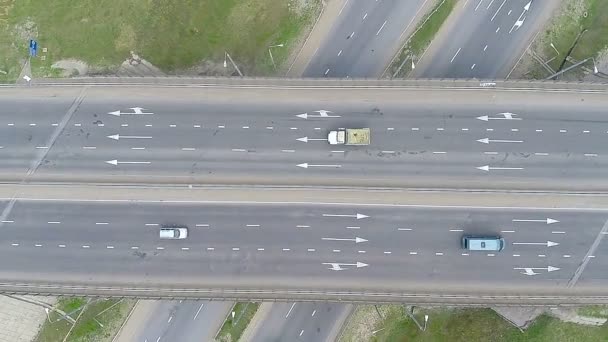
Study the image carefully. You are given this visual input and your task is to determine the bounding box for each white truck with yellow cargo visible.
[327,128,370,145]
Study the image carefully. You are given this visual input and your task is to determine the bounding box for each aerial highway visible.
[303,0,429,77]
[415,0,561,78]
[2,83,608,191]
[0,198,606,301]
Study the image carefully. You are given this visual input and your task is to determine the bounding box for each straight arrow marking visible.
[297,163,341,169]
[296,113,341,119]
[105,160,151,166]
[513,241,560,247]
[514,266,560,272]
[322,262,368,271]
[322,237,368,243]
[323,213,369,219]
[297,137,327,143]
[477,138,523,144]
[512,218,560,224]
[107,134,152,140]
[477,165,524,171]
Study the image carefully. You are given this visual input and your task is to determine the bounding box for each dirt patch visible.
[51,59,89,76]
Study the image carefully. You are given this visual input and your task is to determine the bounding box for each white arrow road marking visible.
[477,138,523,144]
[322,237,368,243]
[513,241,560,247]
[297,137,327,143]
[322,262,369,271]
[297,163,341,169]
[477,165,524,171]
[107,134,152,141]
[512,218,560,224]
[323,213,369,219]
[514,266,560,276]
[108,107,154,116]
[477,113,522,121]
[23,75,31,82]
[105,160,151,166]
[295,112,341,119]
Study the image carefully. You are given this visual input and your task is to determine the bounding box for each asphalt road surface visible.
[1,200,606,293]
[2,85,608,191]
[303,0,429,78]
[417,0,560,78]
[115,300,232,342]
[249,302,352,342]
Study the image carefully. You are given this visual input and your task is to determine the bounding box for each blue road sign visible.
[29,39,37,57]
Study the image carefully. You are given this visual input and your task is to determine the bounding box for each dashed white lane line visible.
[358,250,366,254]
[376,20,388,35]
[486,128,494,131]
[491,0,507,21]
[387,127,395,131]
[411,127,420,131]
[52,123,58,126]
[471,64,476,70]
[383,251,392,254]
[169,124,177,128]
[266,126,274,130]
[461,253,469,256]
[536,129,543,132]
[283,248,291,251]
[311,310,316,317]
[246,224,260,227]
[560,129,567,133]
[337,50,342,56]
[58,244,66,248]
[487,253,495,257]
[1,220,14,223]
[34,244,42,247]
[563,254,572,258]
[588,255,595,258]
[290,127,298,130]
[535,153,549,156]
[82,245,90,249]
[145,124,152,127]
[433,151,447,154]
[484,152,499,155]
[97,123,105,127]
[95,222,109,225]
[181,247,190,251]
[157,247,165,250]
[131,246,139,250]
[511,128,519,132]
[331,150,345,153]
[435,252,443,256]
[297,225,310,228]
[513,254,520,257]
[325,68,330,75]
[82,146,96,150]
[584,153,598,157]
[207,247,215,251]
[29,123,36,126]
[131,147,145,150]
[218,125,225,128]
[47,221,60,224]
[483,45,488,52]
[398,228,412,231]
[282,150,295,153]
[242,126,249,129]
[495,27,500,33]
[538,254,546,257]
[307,248,316,252]
[450,48,462,63]
[314,127,321,130]
[11,243,18,246]
[346,226,360,230]
[462,128,469,131]
[552,231,566,234]
[232,247,240,251]
[299,330,304,337]
[333,249,341,253]
[36,146,48,149]
[501,230,515,233]
[583,130,590,133]
[181,148,196,151]
[194,125,202,128]
[107,246,114,249]
[409,252,418,255]
[286,302,296,318]
[449,229,463,232]
[196,224,210,227]
[145,223,159,226]
[232,149,246,152]
[257,248,265,251]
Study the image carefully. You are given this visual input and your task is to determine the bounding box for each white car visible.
[159,227,188,239]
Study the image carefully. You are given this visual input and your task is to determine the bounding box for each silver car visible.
[159,227,188,239]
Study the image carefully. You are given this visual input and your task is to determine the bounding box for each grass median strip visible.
[216,302,260,342]
[35,297,135,342]
[0,0,320,82]
[387,0,457,78]
[340,305,608,342]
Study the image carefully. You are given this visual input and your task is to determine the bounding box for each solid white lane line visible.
[450,48,462,63]
[338,0,349,15]
[286,303,296,318]
[491,0,507,21]
[193,303,204,320]
[376,21,387,35]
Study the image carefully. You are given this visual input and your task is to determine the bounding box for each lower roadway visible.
[1,198,607,302]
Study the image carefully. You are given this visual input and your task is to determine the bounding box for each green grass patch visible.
[387,0,457,78]
[216,302,260,342]
[36,297,135,342]
[0,0,320,82]
[518,0,608,79]
[341,306,608,342]
[578,306,608,319]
